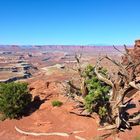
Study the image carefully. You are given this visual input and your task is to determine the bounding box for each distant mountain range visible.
[0,45,132,55]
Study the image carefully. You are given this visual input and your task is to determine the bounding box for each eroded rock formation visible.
[122,40,140,76]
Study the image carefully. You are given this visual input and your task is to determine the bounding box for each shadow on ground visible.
[22,95,49,117]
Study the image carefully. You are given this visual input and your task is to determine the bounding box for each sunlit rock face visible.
[134,40,140,60]
[122,40,140,76]
[135,40,140,47]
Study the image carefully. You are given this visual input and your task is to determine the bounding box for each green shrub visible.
[83,65,111,119]
[52,100,63,107]
[98,106,107,118]
[0,82,32,119]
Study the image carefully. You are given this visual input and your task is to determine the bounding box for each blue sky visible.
[0,0,139,45]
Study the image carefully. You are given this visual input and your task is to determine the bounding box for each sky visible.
[0,0,140,45]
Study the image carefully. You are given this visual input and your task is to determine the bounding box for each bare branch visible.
[113,45,125,55]
[124,44,129,54]
[105,55,122,67]
[123,44,135,67]
[70,111,91,118]
[66,80,80,91]
[95,59,114,87]
[129,113,140,125]
[98,125,117,131]
[104,55,129,79]
[129,81,140,90]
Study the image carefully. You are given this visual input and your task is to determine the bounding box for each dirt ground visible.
[0,73,140,140]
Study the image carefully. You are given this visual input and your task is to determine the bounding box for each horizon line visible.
[0,44,133,46]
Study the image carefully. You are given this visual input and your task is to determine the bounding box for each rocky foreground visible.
[0,76,140,140]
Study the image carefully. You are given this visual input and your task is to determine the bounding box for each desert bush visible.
[52,100,63,107]
[0,82,32,119]
[83,65,111,119]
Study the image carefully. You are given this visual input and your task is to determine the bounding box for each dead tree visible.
[64,45,140,139]
[66,45,140,135]
[74,54,88,97]
[68,45,140,130]
[94,45,140,131]
[66,53,88,98]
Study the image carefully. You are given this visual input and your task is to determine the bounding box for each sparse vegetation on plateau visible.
[0,82,32,119]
